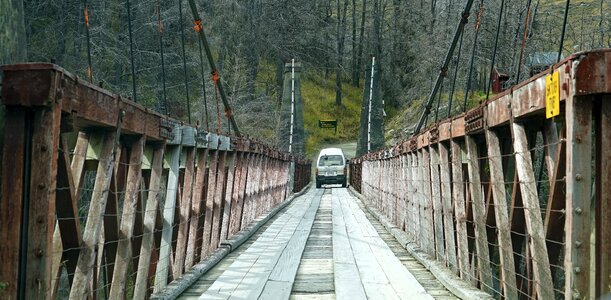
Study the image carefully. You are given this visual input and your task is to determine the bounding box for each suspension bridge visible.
[1,48,610,300]
[1,0,611,298]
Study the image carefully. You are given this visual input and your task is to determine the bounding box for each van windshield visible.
[318,155,344,166]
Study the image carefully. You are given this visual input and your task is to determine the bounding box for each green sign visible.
[318,120,338,133]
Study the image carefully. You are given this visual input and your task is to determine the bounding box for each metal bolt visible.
[575,267,581,274]
[40,145,48,152]
[576,174,583,181]
[575,207,583,215]
[36,249,43,257]
[575,241,582,248]
[576,137,582,144]
[38,183,45,190]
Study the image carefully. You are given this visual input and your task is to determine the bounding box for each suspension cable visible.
[83,0,93,82]
[178,0,192,123]
[187,0,241,135]
[447,28,464,118]
[196,34,209,131]
[486,0,506,100]
[462,0,484,113]
[515,0,533,83]
[126,0,137,102]
[413,0,477,135]
[434,78,444,123]
[557,0,570,62]
[157,2,168,115]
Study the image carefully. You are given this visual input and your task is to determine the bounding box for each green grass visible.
[301,73,363,157]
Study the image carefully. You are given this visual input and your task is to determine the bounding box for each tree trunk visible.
[351,0,357,86]
[335,0,349,106]
[354,0,367,87]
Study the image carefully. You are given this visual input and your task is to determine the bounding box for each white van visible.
[315,148,347,188]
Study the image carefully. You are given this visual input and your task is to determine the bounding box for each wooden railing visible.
[350,49,611,299]
[0,63,310,299]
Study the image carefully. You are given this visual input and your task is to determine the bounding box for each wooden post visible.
[154,135,182,292]
[485,129,518,299]
[201,149,219,258]
[409,153,420,245]
[566,94,594,299]
[596,96,611,297]
[70,132,117,299]
[451,139,470,280]
[465,135,493,293]
[220,151,237,242]
[512,122,554,299]
[439,142,457,273]
[172,146,196,280]
[429,145,446,261]
[109,136,145,299]
[210,151,227,253]
[185,148,208,270]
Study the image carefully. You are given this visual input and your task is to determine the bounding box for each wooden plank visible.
[220,152,237,242]
[133,144,164,300]
[259,191,320,299]
[228,152,247,236]
[24,104,61,299]
[596,97,611,297]
[71,132,89,190]
[69,132,116,299]
[465,135,494,294]
[438,142,457,273]
[210,151,227,254]
[451,139,470,280]
[484,129,518,299]
[511,122,554,299]
[241,153,255,230]
[429,145,445,261]
[561,93,593,300]
[102,145,123,291]
[331,192,368,300]
[337,189,433,299]
[172,146,196,279]
[417,150,430,253]
[201,150,218,258]
[185,148,208,270]
[154,141,182,292]
[109,136,145,299]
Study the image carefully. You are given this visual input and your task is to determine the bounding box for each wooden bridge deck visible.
[178,187,458,300]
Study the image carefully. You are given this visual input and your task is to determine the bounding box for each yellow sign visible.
[545,71,560,119]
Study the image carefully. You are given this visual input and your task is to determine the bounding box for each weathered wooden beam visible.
[210,151,227,253]
[69,131,116,299]
[109,136,145,299]
[484,129,518,299]
[154,138,182,292]
[173,146,196,280]
[564,97,593,298]
[596,96,611,297]
[429,145,445,261]
[220,152,237,242]
[201,150,218,258]
[133,145,164,300]
[438,142,458,273]
[512,122,554,299]
[451,139,470,281]
[185,148,208,270]
[465,135,494,294]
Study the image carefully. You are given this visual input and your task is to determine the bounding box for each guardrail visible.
[350,49,611,299]
[0,63,310,299]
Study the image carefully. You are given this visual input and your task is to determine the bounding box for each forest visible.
[2,0,610,151]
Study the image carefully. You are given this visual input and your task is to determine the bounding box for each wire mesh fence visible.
[349,50,611,299]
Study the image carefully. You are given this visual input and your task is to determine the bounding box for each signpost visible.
[318,120,338,133]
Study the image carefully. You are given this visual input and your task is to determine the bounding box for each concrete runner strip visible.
[333,188,434,300]
[200,188,321,299]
